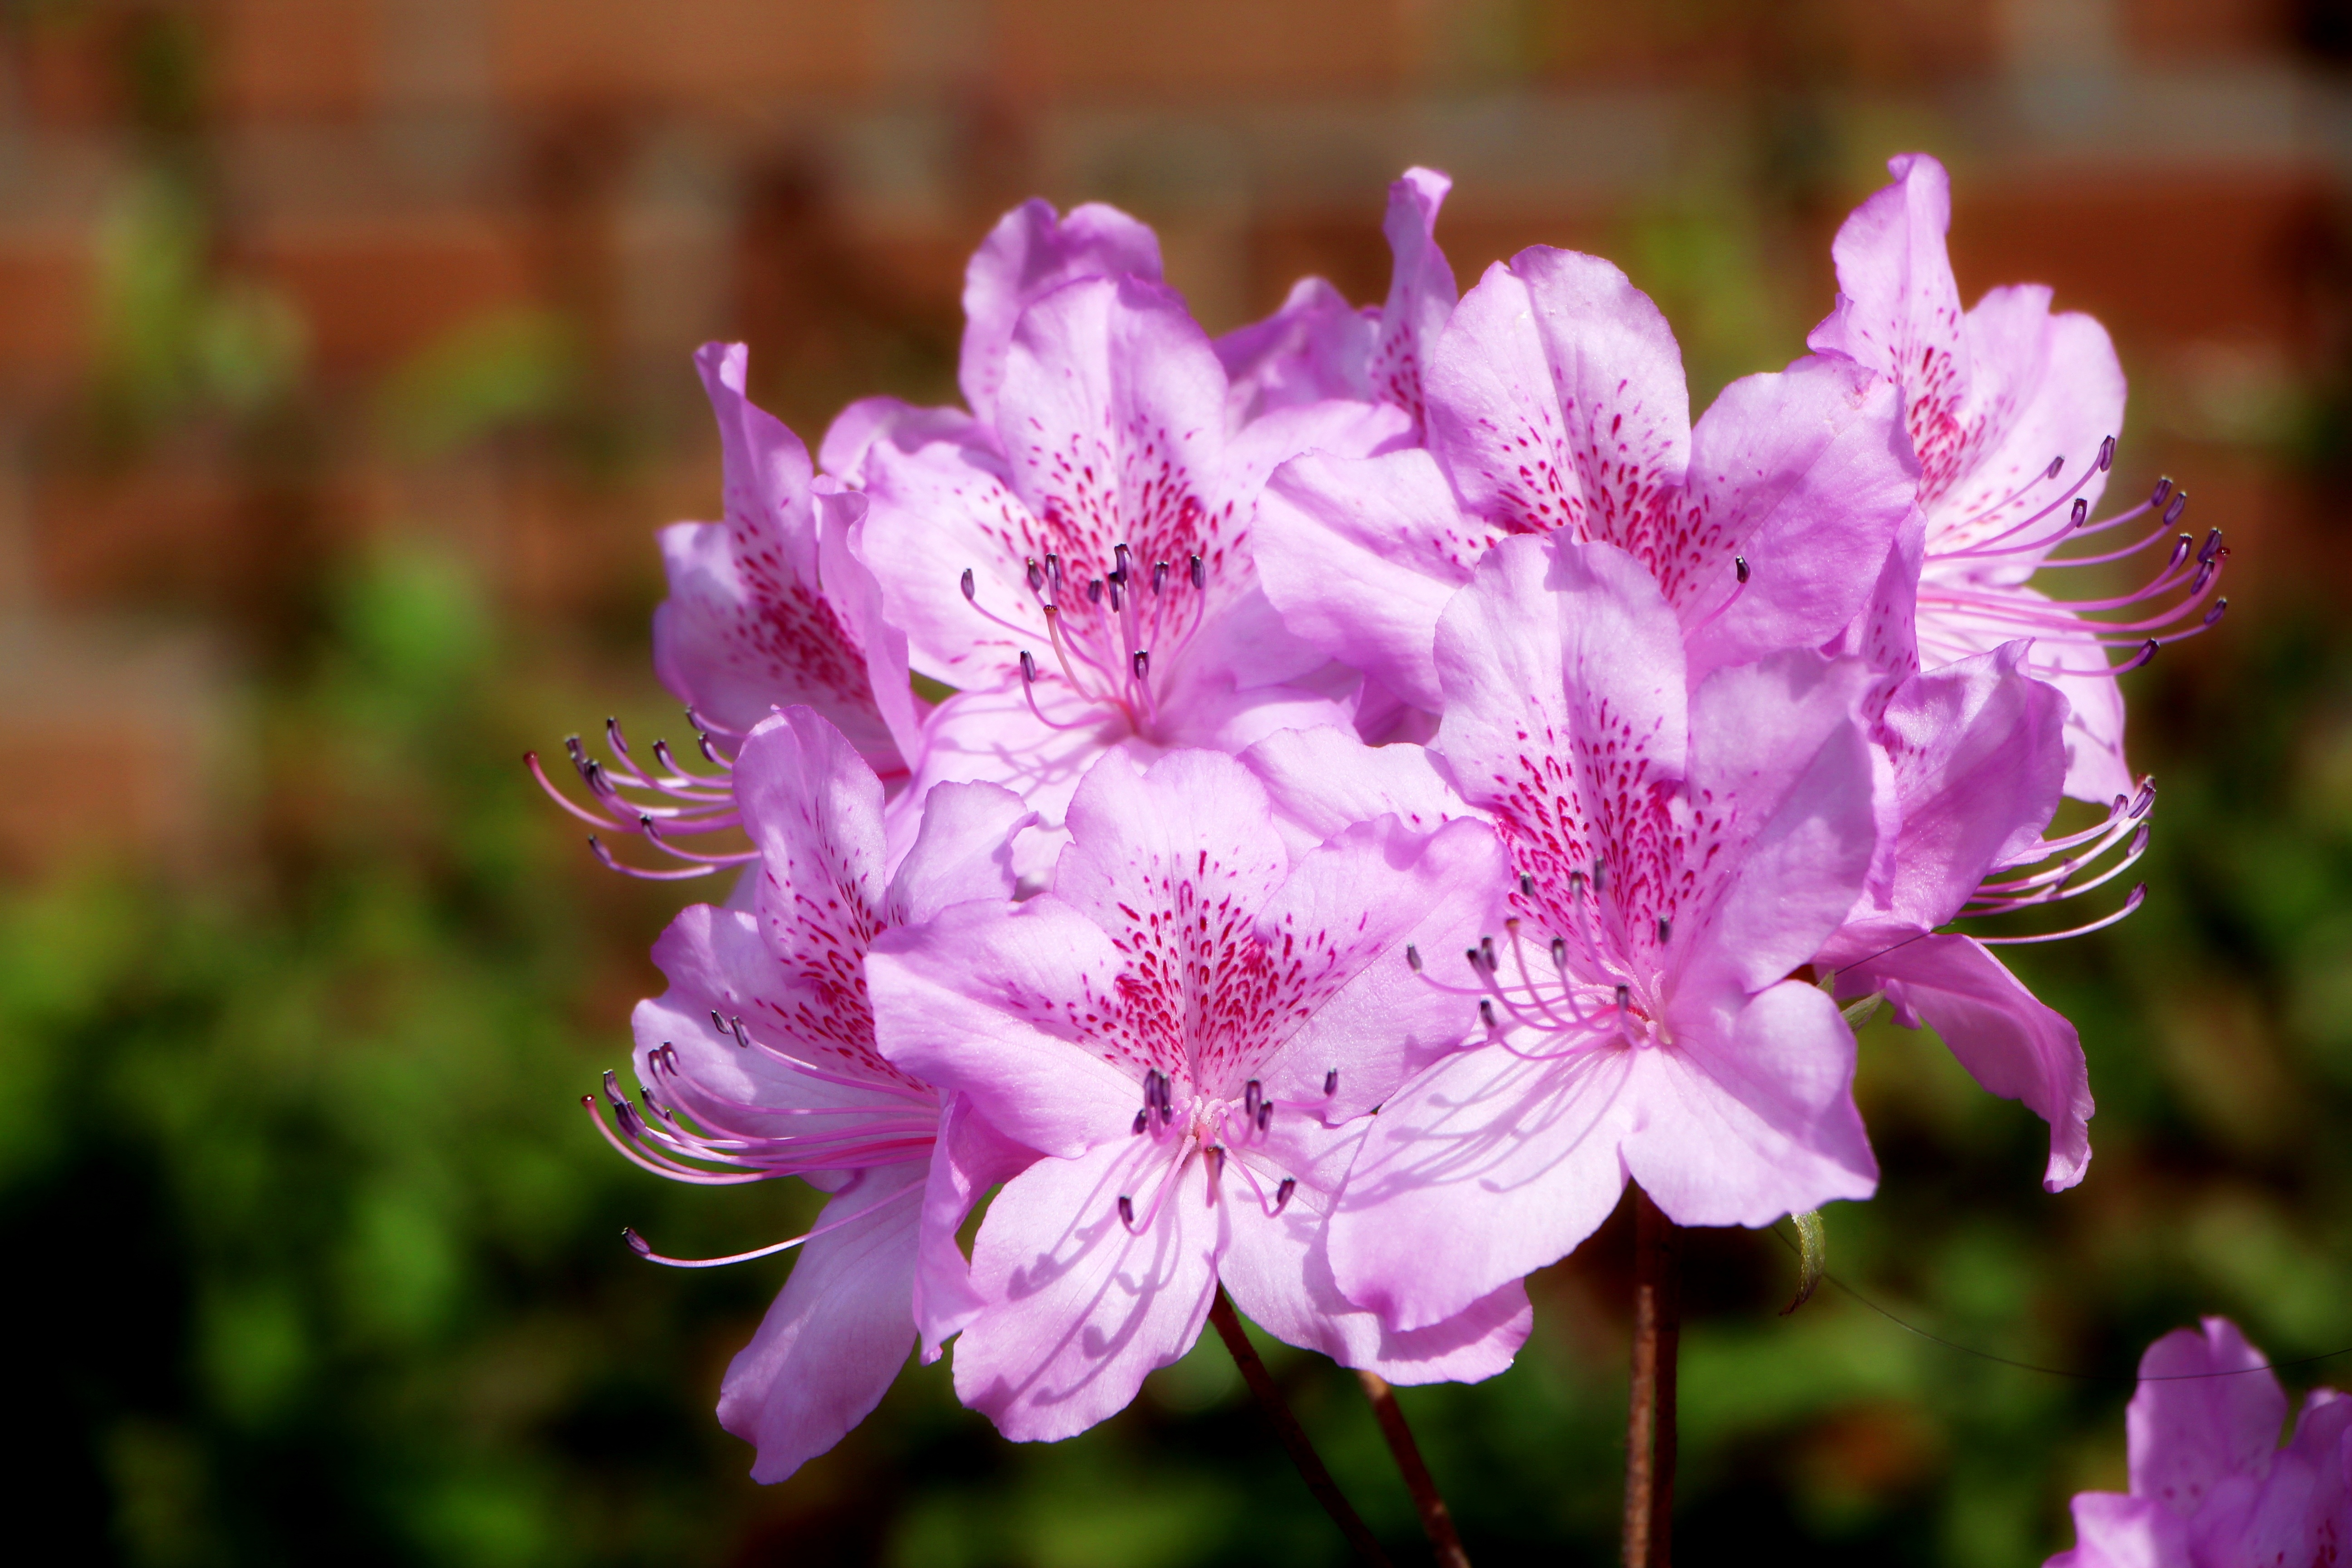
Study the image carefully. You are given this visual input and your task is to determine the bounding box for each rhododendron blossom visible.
[1811,152,2225,803]
[1255,243,1916,718]
[1326,535,1883,1332]
[866,746,1528,1440]
[600,706,1035,1482]
[2049,1318,2347,1568]
[857,271,1405,870]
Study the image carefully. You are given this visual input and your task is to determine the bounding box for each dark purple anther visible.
[1480,935,1498,970]
[1204,1146,1226,1188]
[1592,859,1607,892]
[1614,984,1631,1011]
[1118,1195,1136,1226]
[2098,435,2117,470]
[1656,916,1671,945]
[1132,1109,1149,1135]
[961,568,977,601]
[2151,476,2174,509]
[2131,781,2157,818]
[730,1016,751,1049]
[1189,554,1206,590]
[710,1009,729,1037]
[2169,536,2193,569]
[2045,454,2065,480]
[1735,555,1750,584]
[603,1069,628,1107]
[1025,558,1044,593]
[1406,944,1422,972]
[1519,872,1536,897]
[623,1227,651,1257]
[1273,1177,1297,1215]
[2129,822,2151,857]
[1152,560,1168,595]
[1256,1101,1272,1133]
[1479,999,1498,1028]
[1088,578,1104,604]
[1108,578,1123,613]
[1465,946,1485,974]
[1550,936,1569,967]
[2072,498,2089,528]
[2163,490,2189,527]
[2204,598,2228,627]
[1132,650,1150,681]
[1323,1069,1339,1097]
[1569,871,1587,897]
[2199,529,2224,564]
[1020,649,1040,684]
[1244,1080,1262,1122]
[1113,542,1132,583]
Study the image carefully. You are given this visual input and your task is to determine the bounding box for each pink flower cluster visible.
[555,153,2218,1481]
[2052,1319,2346,1568]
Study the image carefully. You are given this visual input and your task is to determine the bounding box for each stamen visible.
[1735,554,1750,584]
[1323,1069,1339,1097]
[1406,945,1422,972]
[1190,554,1206,589]
[2098,435,2116,470]
[960,568,976,601]
[2071,498,2088,528]
[1272,1177,1297,1215]
[1152,560,1168,595]
[1656,916,1671,945]
[1519,873,1536,897]
[1118,1195,1136,1225]
[1025,558,1045,593]
[1132,1109,1149,1135]
[2163,490,2189,527]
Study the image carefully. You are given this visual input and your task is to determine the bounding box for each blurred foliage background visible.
[5,1,2350,1564]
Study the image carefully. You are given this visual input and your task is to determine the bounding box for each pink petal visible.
[2128,1318,2288,1516]
[913,1093,1039,1361]
[1366,166,1459,429]
[1052,749,1292,957]
[951,1139,1220,1441]
[1257,446,1494,713]
[1425,249,1691,541]
[1915,583,2133,807]
[1839,933,2092,1191]
[2046,1491,2192,1568]
[652,345,896,763]
[961,198,1164,428]
[867,896,1141,1156]
[1215,274,1375,425]
[819,394,986,485]
[883,779,1036,926]
[1432,536,1687,890]
[1936,289,2125,557]
[1679,355,1916,675]
[858,436,1034,691]
[733,710,890,981]
[1219,1121,1529,1384]
[716,1159,925,1483]
[1327,1039,1641,1330]
[1627,980,1879,1228]
[1238,723,1477,862]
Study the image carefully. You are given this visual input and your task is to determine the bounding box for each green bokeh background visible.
[12,7,2352,1565]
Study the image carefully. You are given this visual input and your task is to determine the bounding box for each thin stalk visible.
[1622,1186,1682,1568]
[1356,1369,1471,1568]
[1207,1286,1393,1568]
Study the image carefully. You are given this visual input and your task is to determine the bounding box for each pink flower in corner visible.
[865,746,1529,1441]
[1811,152,2226,803]
[2049,1318,2347,1568]
[1254,242,1916,720]
[596,706,1035,1483]
[1325,534,1884,1334]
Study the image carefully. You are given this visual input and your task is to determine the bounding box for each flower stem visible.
[1622,1185,1681,1568]
[1207,1286,1394,1568]
[1356,1368,1471,1568]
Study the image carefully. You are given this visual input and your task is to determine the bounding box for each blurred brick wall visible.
[0,0,2343,872]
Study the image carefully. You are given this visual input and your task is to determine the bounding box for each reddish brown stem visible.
[1356,1369,1471,1568]
[1208,1286,1393,1568]
[1622,1186,1682,1568]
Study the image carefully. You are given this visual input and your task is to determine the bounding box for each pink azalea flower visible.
[1324,534,1884,1332]
[2049,1318,2348,1568]
[1215,167,1458,431]
[596,706,1036,1482]
[864,746,1530,1441]
[1819,638,2146,1192]
[1254,243,1916,719]
[1810,152,2226,803]
[857,269,1406,876]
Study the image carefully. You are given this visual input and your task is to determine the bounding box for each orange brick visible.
[252,216,537,370]
[0,245,93,392]
[489,0,880,107]
[212,0,378,119]
[1001,0,1407,99]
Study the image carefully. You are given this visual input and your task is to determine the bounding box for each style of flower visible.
[1810,152,2225,803]
[595,706,1036,1482]
[1214,166,1458,431]
[856,270,1405,874]
[1324,534,1884,1333]
[865,745,1529,1441]
[1254,242,1916,719]
[2049,1318,2347,1568]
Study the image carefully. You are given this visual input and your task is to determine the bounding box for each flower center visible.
[960,542,1216,739]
